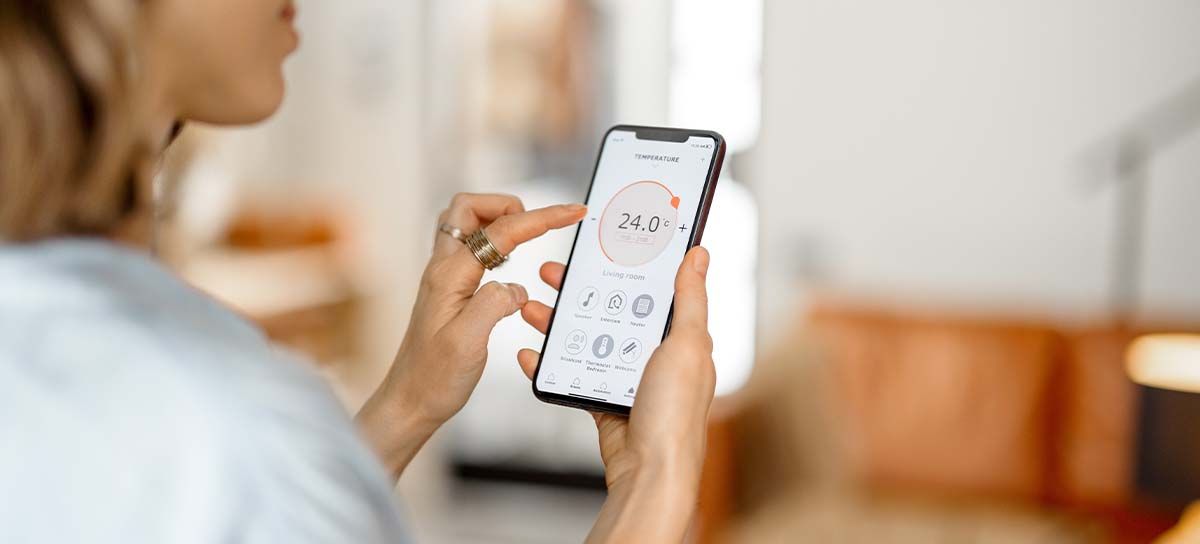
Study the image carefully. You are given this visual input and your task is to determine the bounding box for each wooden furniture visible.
[700,300,1194,543]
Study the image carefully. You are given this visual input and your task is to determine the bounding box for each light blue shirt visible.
[0,239,407,543]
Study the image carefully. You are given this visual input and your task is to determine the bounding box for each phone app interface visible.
[539,130,717,407]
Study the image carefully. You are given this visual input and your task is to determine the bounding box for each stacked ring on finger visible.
[464,228,508,270]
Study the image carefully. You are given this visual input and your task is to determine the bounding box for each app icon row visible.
[542,373,636,396]
[563,329,643,363]
[577,287,655,318]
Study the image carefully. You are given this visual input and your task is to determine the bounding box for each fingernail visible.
[508,283,529,305]
[693,247,710,276]
[565,203,587,214]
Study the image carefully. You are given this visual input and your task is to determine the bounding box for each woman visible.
[0,1,716,542]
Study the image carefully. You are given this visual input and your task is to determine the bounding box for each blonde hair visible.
[0,0,151,242]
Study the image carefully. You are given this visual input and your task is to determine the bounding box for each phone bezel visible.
[530,124,727,416]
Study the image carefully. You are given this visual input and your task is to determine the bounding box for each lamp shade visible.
[1127,334,1200,394]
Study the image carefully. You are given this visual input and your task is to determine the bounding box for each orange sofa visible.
[705,300,1190,543]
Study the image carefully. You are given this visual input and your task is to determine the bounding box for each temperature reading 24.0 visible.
[617,213,670,232]
[599,180,681,267]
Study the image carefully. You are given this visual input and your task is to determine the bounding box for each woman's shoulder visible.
[0,238,292,409]
[0,238,406,542]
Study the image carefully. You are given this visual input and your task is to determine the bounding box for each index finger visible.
[445,203,586,279]
[483,203,586,255]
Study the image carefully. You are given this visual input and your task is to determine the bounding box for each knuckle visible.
[488,215,515,235]
[479,281,512,305]
[450,192,473,207]
[501,193,524,209]
[674,332,713,360]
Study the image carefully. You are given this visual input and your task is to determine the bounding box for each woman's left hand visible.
[356,193,586,480]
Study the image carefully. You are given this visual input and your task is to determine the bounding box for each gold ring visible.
[464,229,507,270]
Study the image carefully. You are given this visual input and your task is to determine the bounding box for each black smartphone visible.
[531,125,726,415]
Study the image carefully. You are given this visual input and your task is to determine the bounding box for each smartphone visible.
[532,125,726,415]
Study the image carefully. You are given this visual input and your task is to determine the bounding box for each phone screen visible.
[535,128,720,409]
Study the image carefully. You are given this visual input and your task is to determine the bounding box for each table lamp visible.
[1126,334,1200,507]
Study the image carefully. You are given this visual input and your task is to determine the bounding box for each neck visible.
[111,96,179,251]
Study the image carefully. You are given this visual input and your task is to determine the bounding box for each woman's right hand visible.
[518,247,717,543]
[357,193,586,481]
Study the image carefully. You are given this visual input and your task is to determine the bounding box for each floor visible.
[416,480,607,544]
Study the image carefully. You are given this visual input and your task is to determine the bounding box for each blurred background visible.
[159,0,1200,542]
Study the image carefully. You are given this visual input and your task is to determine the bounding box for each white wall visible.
[753,0,1200,337]
[199,0,430,384]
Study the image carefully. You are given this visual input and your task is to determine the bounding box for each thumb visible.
[452,281,528,342]
[669,247,710,337]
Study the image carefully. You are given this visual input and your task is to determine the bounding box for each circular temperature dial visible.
[599,181,680,266]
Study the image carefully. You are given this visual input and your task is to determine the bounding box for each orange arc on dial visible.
[597,180,679,264]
